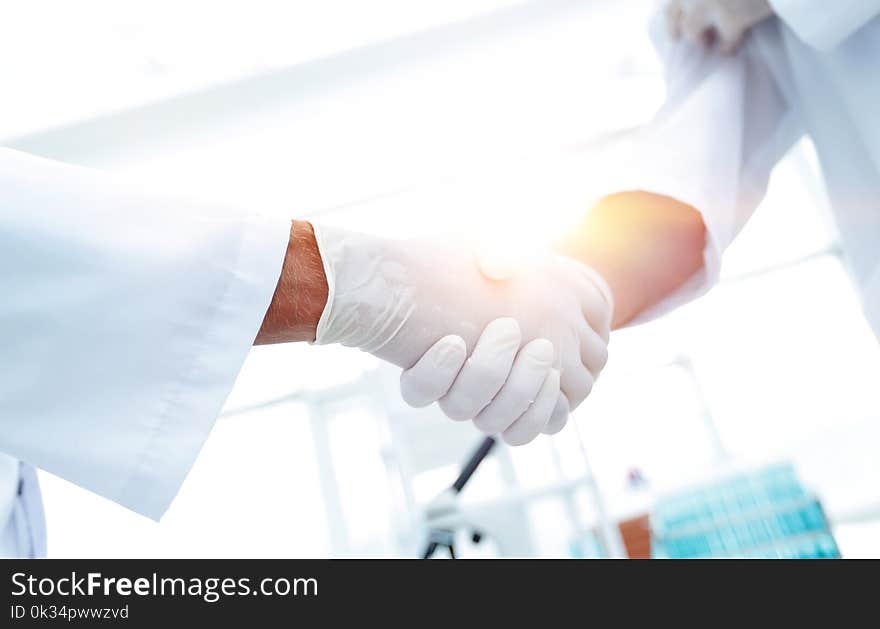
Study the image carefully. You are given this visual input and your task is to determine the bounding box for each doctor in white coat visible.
[0,148,612,557]
[555,0,880,343]
[7,0,877,558]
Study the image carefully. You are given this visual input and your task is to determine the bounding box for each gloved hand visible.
[665,0,774,54]
[400,318,567,445]
[311,225,612,427]
[397,244,614,444]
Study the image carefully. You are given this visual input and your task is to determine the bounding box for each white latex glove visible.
[397,242,613,444]
[400,318,568,445]
[312,225,612,418]
[665,0,774,54]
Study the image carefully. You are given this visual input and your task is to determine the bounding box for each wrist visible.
[255,220,328,344]
[309,225,415,355]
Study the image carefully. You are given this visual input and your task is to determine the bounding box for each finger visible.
[715,21,745,55]
[475,244,518,281]
[577,320,609,378]
[439,318,521,420]
[719,32,744,55]
[557,258,612,341]
[580,294,611,344]
[473,338,554,434]
[542,392,570,435]
[502,369,560,446]
[681,7,711,47]
[400,335,467,408]
[665,1,683,39]
[560,348,594,410]
[579,266,614,341]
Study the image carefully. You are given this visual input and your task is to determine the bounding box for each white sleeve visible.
[599,17,803,323]
[769,0,880,51]
[0,148,291,521]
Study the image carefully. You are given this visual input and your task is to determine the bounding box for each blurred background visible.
[5,0,880,558]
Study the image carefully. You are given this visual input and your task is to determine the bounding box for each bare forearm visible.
[556,192,707,329]
[255,220,328,344]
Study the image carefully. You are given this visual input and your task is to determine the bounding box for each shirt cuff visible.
[593,164,724,326]
[114,216,291,521]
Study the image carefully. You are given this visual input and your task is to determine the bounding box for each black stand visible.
[420,436,497,559]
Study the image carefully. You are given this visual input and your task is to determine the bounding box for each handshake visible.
[309,223,613,446]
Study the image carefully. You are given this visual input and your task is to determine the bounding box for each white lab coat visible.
[3,2,879,559]
[0,148,291,557]
[614,0,880,336]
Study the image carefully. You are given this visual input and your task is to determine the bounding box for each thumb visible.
[474,243,519,281]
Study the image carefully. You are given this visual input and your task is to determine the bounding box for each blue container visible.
[651,464,839,559]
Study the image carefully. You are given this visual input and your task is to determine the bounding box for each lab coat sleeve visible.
[768,0,880,51]
[598,17,803,323]
[0,148,291,521]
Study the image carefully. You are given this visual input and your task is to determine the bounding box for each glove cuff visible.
[310,223,338,346]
